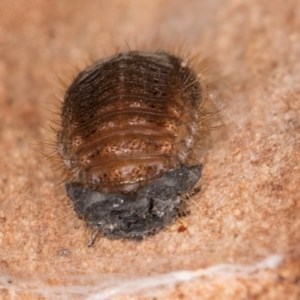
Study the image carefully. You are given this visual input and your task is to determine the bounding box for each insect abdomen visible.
[58,51,202,196]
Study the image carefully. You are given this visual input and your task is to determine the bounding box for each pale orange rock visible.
[0,0,300,299]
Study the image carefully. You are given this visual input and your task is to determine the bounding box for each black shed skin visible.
[66,164,202,240]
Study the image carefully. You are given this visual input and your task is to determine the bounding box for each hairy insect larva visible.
[57,50,206,241]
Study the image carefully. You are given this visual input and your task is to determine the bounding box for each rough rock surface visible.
[0,1,299,299]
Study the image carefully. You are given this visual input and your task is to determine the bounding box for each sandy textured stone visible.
[0,0,299,299]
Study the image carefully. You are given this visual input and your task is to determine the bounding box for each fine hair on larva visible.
[44,42,223,242]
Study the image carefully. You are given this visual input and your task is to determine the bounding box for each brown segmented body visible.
[56,50,208,240]
[57,51,203,196]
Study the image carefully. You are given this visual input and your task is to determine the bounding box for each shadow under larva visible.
[55,49,215,242]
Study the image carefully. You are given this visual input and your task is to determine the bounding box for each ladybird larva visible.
[57,50,206,240]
